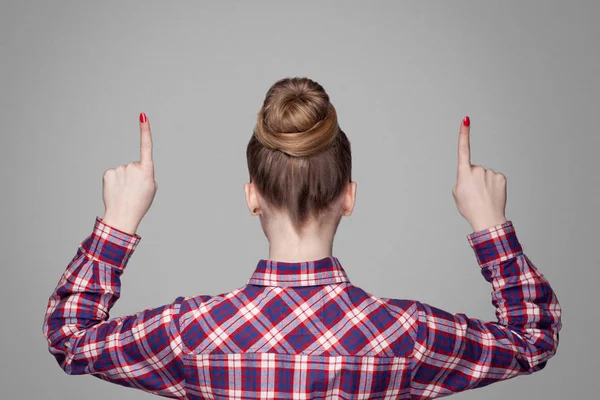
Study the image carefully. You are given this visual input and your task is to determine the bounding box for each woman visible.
[42,77,562,399]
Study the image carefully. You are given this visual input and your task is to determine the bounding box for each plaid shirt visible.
[43,217,561,399]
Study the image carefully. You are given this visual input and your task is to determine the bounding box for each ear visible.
[342,181,357,216]
[244,182,261,216]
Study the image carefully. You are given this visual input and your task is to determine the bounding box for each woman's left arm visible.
[42,216,187,399]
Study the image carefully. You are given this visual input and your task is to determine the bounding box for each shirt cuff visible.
[78,216,142,270]
[466,221,523,268]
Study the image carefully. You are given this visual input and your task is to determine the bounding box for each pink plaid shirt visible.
[43,217,561,399]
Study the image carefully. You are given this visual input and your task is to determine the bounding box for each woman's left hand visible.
[101,113,158,235]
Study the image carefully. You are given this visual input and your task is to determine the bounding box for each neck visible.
[264,217,336,263]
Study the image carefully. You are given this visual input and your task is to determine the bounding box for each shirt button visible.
[64,342,71,348]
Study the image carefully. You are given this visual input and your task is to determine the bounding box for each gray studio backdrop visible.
[1,1,598,399]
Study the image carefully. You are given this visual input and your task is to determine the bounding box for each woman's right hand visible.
[452,116,508,232]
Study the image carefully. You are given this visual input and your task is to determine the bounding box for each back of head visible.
[246,77,352,234]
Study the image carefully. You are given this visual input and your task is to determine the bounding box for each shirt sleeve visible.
[41,216,188,399]
[409,221,562,399]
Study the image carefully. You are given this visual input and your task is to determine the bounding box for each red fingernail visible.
[462,116,470,127]
[139,112,147,123]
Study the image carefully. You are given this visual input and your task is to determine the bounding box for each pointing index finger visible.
[139,112,153,166]
[457,116,471,170]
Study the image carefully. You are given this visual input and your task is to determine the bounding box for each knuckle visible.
[472,165,484,174]
[103,169,114,179]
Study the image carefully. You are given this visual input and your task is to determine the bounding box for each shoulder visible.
[345,285,423,346]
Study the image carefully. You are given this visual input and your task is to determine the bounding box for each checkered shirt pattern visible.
[43,216,561,399]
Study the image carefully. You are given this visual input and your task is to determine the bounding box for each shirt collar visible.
[247,256,350,287]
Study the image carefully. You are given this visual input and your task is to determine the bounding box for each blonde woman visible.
[43,77,562,399]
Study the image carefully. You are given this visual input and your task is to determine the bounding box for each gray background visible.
[1,0,598,399]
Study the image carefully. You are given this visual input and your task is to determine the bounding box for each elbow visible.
[46,338,78,375]
[526,299,563,373]
[542,328,561,368]
[523,326,561,373]
[47,346,71,374]
[528,346,556,374]
[541,318,562,364]
[43,321,70,374]
[43,320,83,375]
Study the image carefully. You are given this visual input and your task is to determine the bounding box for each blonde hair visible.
[246,77,352,234]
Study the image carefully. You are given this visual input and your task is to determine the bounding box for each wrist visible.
[101,213,139,235]
[470,216,508,232]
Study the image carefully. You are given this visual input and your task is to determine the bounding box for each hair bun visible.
[254,77,339,157]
